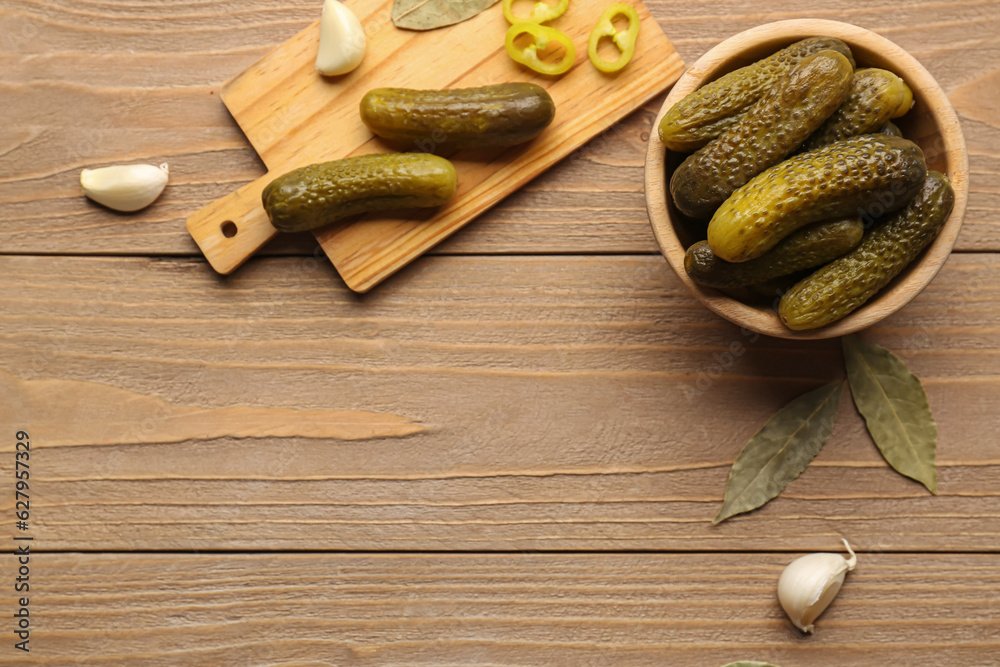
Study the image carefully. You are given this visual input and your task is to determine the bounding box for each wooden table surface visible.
[2,0,998,664]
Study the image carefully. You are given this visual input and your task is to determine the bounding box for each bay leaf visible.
[392,0,499,30]
[721,662,782,667]
[714,382,843,524]
[842,334,938,493]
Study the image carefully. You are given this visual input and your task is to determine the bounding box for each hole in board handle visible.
[221,221,238,238]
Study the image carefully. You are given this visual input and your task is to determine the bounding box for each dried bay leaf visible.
[392,0,499,30]
[842,334,938,493]
[714,382,844,524]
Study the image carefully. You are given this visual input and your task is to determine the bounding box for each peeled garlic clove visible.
[315,0,366,76]
[81,163,169,212]
[777,538,857,633]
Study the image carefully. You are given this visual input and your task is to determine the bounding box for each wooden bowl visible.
[644,19,968,339]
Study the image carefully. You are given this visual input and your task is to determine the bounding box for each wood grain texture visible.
[1,253,997,551]
[0,552,997,665]
[1,370,424,445]
[0,0,997,258]
[186,0,681,286]
[2,3,999,662]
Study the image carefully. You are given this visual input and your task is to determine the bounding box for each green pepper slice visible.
[505,23,576,76]
[502,0,569,24]
[587,3,640,73]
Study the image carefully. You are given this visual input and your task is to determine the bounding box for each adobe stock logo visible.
[682,327,761,403]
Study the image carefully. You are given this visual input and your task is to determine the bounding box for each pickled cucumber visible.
[657,37,855,152]
[878,120,903,137]
[802,68,913,151]
[670,50,854,220]
[779,171,954,330]
[262,154,457,233]
[685,217,863,289]
[707,134,927,263]
[747,273,810,299]
[359,83,555,150]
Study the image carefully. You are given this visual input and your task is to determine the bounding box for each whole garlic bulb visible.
[80,163,169,212]
[777,538,857,633]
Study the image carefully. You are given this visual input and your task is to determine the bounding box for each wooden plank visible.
[0,0,997,257]
[0,552,997,665]
[1,254,997,551]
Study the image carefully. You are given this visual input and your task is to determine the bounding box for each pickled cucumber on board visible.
[779,171,954,330]
[359,83,555,150]
[707,135,927,263]
[657,37,855,152]
[685,217,863,289]
[670,49,854,220]
[262,154,457,233]
[802,68,913,151]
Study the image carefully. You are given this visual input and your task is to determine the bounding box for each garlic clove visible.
[777,538,857,633]
[81,163,169,212]
[315,0,366,76]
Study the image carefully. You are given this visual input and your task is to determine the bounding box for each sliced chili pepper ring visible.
[587,3,640,73]
[502,0,569,25]
[505,22,576,76]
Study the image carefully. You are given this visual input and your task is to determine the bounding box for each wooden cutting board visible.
[186,0,683,292]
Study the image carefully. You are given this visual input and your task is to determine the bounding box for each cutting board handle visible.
[186,174,278,275]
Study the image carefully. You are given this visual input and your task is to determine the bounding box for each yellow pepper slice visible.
[502,0,569,25]
[587,3,640,73]
[505,22,576,76]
